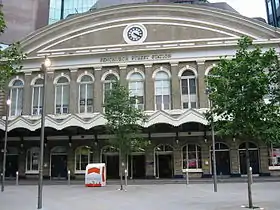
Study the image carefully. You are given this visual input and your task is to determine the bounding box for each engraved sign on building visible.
[100,53,172,63]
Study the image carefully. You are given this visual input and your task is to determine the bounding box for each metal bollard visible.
[67,170,70,186]
[186,169,189,185]
[16,171,19,186]
[124,169,128,189]
[249,167,253,185]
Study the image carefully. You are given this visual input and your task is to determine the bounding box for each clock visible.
[123,24,147,44]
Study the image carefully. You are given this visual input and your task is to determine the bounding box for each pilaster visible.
[201,142,211,176]
[259,145,270,175]
[196,60,207,108]
[230,140,239,175]
[22,73,32,115]
[144,64,154,111]
[170,62,181,109]
[46,71,54,114]
[173,145,183,178]
[93,66,102,113]
[69,69,78,114]
[119,65,128,88]
[145,146,155,178]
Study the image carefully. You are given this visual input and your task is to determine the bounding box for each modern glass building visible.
[266,0,280,27]
[49,0,98,24]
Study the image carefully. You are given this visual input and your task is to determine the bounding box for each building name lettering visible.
[100,53,172,63]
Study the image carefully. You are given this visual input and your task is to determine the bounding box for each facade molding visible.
[0,109,209,132]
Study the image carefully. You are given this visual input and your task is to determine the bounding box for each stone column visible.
[93,67,102,113]
[67,146,75,178]
[201,142,211,177]
[18,148,26,178]
[173,145,183,178]
[230,140,240,176]
[259,145,270,175]
[46,72,55,114]
[119,65,128,88]
[144,64,154,111]
[145,146,155,178]
[170,62,181,110]
[196,60,207,108]
[69,69,78,114]
[22,73,32,115]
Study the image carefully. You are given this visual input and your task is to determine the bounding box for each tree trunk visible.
[119,150,124,190]
[246,141,253,208]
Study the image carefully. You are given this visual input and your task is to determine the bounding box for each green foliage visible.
[0,9,25,90]
[206,36,280,144]
[103,82,148,157]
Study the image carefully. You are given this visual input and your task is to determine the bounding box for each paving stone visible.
[0,183,279,210]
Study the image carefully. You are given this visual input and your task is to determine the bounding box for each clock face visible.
[123,24,147,44]
[127,27,144,42]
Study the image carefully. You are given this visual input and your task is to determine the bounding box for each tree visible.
[206,36,280,208]
[0,9,25,91]
[103,82,148,190]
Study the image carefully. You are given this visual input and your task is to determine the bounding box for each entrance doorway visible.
[154,144,173,178]
[239,142,260,174]
[5,147,19,178]
[101,146,119,179]
[50,146,68,179]
[128,153,146,179]
[211,143,231,176]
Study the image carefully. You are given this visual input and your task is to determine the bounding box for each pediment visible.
[21,3,280,56]
[44,23,233,52]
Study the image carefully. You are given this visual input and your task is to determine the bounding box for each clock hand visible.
[133,32,142,38]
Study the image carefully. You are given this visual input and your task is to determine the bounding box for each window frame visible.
[25,147,40,174]
[9,79,24,117]
[128,72,144,110]
[78,75,94,114]
[31,78,44,115]
[180,70,197,109]
[74,146,91,174]
[154,71,171,111]
[54,76,70,115]
[182,144,202,172]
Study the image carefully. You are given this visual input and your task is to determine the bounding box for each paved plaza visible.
[0,182,280,210]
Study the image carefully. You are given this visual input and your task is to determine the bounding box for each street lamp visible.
[205,87,218,193]
[37,56,51,209]
[1,98,11,192]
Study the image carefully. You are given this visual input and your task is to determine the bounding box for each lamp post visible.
[37,56,51,209]
[1,98,11,192]
[205,87,218,192]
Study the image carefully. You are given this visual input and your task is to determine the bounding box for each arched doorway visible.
[128,148,146,179]
[6,147,19,178]
[154,144,173,178]
[101,146,119,179]
[211,143,231,175]
[239,142,260,174]
[50,146,68,179]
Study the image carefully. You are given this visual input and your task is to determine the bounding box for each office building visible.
[266,0,280,27]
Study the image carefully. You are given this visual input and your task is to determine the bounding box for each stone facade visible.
[1,3,280,179]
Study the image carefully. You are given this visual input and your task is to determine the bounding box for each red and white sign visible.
[85,163,106,187]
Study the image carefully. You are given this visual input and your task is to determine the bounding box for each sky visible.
[209,0,267,20]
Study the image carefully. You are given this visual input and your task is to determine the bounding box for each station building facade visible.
[1,3,280,179]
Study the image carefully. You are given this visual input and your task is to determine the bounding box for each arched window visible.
[26,147,40,173]
[181,70,197,109]
[129,72,144,109]
[55,76,70,114]
[155,71,170,110]
[75,146,91,172]
[10,79,24,116]
[103,74,118,102]
[79,75,93,113]
[182,144,201,169]
[32,78,44,115]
